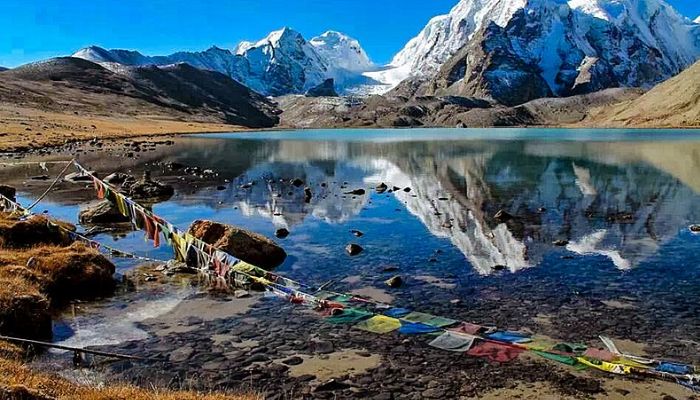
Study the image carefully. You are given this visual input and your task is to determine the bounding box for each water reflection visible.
[8,131,700,276]
[142,135,700,274]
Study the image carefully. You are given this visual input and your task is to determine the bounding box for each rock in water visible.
[553,239,569,247]
[690,224,700,233]
[305,78,339,97]
[376,182,388,194]
[275,228,290,239]
[304,187,313,203]
[345,243,363,256]
[124,171,174,202]
[188,220,287,270]
[345,188,366,195]
[385,276,403,288]
[79,200,131,224]
[494,209,514,222]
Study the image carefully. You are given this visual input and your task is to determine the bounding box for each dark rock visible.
[31,175,49,180]
[350,230,364,237]
[103,172,130,185]
[345,189,366,196]
[385,276,403,288]
[382,266,399,273]
[553,239,569,246]
[376,182,388,193]
[282,356,304,366]
[275,228,290,239]
[64,171,93,182]
[124,172,174,201]
[493,264,507,271]
[0,185,16,202]
[309,339,334,354]
[345,243,363,256]
[291,178,304,187]
[188,220,287,269]
[306,78,339,97]
[690,224,700,233]
[79,200,130,224]
[538,207,547,213]
[166,162,185,170]
[216,185,226,191]
[494,209,514,222]
[422,388,446,399]
[403,187,411,193]
[313,379,350,392]
[304,187,313,203]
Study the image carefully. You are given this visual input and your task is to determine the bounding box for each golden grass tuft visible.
[0,357,259,400]
[0,213,75,249]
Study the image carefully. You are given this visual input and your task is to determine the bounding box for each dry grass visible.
[0,103,246,152]
[0,357,259,400]
[0,213,74,249]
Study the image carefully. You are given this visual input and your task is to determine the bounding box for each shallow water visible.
[6,128,700,373]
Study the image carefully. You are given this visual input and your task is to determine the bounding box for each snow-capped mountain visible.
[72,28,374,96]
[368,0,700,104]
[694,15,700,24]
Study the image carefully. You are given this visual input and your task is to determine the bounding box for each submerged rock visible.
[494,209,514,222]
[188,220,287,270]
[690,224,700,233]
[275,228,290,239]
[376,182,388,194]
[553,239,569,247]
[385,276,403,288]
[345,188,366,196]
[345,243,363,256]
[79,200,131,225]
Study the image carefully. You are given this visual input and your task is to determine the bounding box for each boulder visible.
[345,189,366,196]
[79,201,130,225]
[188,220,286,270]
[375,183,388,194]
[691,224,700,233]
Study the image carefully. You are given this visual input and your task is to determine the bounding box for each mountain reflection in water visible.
[94,132,700,276]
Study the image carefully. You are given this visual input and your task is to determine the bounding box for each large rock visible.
[79,200,131,224]
[188,220,287,270]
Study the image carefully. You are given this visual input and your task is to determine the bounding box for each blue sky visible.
[1,0,699,67]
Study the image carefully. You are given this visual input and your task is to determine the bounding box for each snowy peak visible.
[695,15,700,24]
[309,31,374,73]
[71,27,374,96]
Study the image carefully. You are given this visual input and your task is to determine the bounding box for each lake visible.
[6,128,700,397]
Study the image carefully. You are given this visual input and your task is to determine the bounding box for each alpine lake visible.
[4,128,700,399]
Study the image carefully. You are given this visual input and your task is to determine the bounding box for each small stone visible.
[350,230,364,237]
[346,243,363,256]
[538,207,547,213]
[216,185,226,191]
[403,187,411,193]
[309,339,334,354]
[385,276,403,288]
[553,239,569,246]
[304,187,313,203]
[493,264,507,271]
[234,290,250,298]
[275,228,290,239]
[376,183,388,193]
[291,178,304,187]
[690,224,700,233]
[314,379,350,392]
[382,266,399,273]
[494,209,514,222]
[345,189,366,195]
[282,356,304,366]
